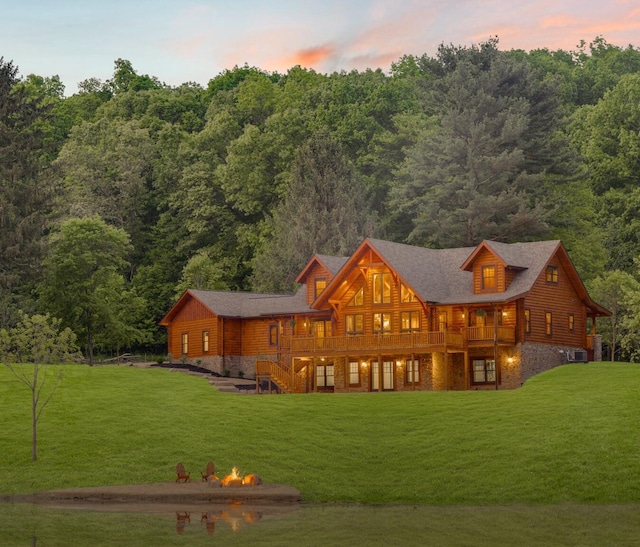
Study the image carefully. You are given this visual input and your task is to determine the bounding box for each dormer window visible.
[314,277,327,298]
[546,266,558,283]
[482,265,496,290]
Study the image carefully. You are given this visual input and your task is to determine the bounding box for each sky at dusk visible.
[3,0,639,94]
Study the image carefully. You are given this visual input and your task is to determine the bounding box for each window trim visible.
[268,324,278,346]
[545,311,553,337]
[181,333,189,355]
[314,277,327,299]
[400,310,420,332]
[546,265,559,284]
[202,330,209,353]
[472,358,496,385]
[406,358,420,384]
[372,272,392,304]
[345,314,364,335]
[348,361,361,386]
[373,312,392,333]
[481,264,497,290]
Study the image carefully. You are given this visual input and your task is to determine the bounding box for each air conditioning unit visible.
[573,350,588,363]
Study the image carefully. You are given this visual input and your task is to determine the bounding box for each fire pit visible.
[208,466,263,488]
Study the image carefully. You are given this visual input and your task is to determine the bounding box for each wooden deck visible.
[279,327,515,356]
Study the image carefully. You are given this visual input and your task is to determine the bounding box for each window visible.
[406,359,420,383]
[482,265,496,289]
[181,333,188,355]
[349,361,360,385]
[345,314,364,335]
[472,359,496,384]
[269,324,278,346]
[314,320,332,338]
[546,265,558,283]
[348,286,364,306]
[372,272,391,304]
[438,311,448,332]
[401,284,417,302]
[545,312,553,336]
[202,330,209,353]
[316,364,334,387]
[373,312,392,333]
[314,277,327,298]
[524,309,531,334]
[401,311,420,332]
[568,314,575,331]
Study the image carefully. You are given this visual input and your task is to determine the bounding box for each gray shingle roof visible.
[189,287,315,318]
[366,238,561,305]
[185,238,566,317]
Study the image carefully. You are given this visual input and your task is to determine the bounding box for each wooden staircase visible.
[255,359,304,394]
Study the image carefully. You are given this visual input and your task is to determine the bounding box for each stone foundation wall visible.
[520,342,587,385]
[176,355,262,379]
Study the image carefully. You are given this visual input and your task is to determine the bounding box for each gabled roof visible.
[314,237,603,309]
[160,287,316,324]
[295,254,348,284]
[161,238,609,324]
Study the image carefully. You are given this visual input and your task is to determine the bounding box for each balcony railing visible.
[282,327,514,355]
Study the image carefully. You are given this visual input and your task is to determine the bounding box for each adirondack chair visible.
[201,460,216,482]
[176,462,191,483]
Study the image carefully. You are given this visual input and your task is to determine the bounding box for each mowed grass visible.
[1,362,640,505]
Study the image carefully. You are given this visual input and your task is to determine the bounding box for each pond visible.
[1,501,639,546]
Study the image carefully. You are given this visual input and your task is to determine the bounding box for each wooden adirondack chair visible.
[201,460,216,481]
[176,462,191,482]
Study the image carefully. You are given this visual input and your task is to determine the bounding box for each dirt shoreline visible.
[7,481,302,508]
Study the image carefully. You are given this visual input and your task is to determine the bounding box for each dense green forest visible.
[2,37,640,361]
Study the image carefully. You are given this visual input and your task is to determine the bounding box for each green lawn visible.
[1,362,639,505]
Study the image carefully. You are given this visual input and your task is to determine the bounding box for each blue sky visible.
[3,0,639,94]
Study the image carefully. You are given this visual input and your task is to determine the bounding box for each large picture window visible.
[473,359,496,384]
[345,314,364,335]
[372,273,391,304]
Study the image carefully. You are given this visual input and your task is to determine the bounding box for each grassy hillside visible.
[1,362,639,505]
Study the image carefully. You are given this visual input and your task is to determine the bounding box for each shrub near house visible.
[160,239,609,393]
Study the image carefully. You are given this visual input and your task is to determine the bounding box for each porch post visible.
[464,352,469,390]
[378,354,382,392]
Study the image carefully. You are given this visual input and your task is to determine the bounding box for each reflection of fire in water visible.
[198,507,263,535]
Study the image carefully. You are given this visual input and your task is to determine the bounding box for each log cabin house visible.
[160,238,609,393]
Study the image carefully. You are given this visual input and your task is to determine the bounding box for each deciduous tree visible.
[0,313,79,461]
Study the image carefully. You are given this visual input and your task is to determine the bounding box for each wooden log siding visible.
[167,298,217,358]
[523,259,587,348]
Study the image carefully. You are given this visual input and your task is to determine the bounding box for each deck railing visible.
[284,327,514,354]
[288,330,469,354]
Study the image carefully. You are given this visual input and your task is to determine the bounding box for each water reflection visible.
[2,502,640,546]
[175,506,264,535]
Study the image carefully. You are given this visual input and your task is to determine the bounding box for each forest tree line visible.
[1,37,640,362]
